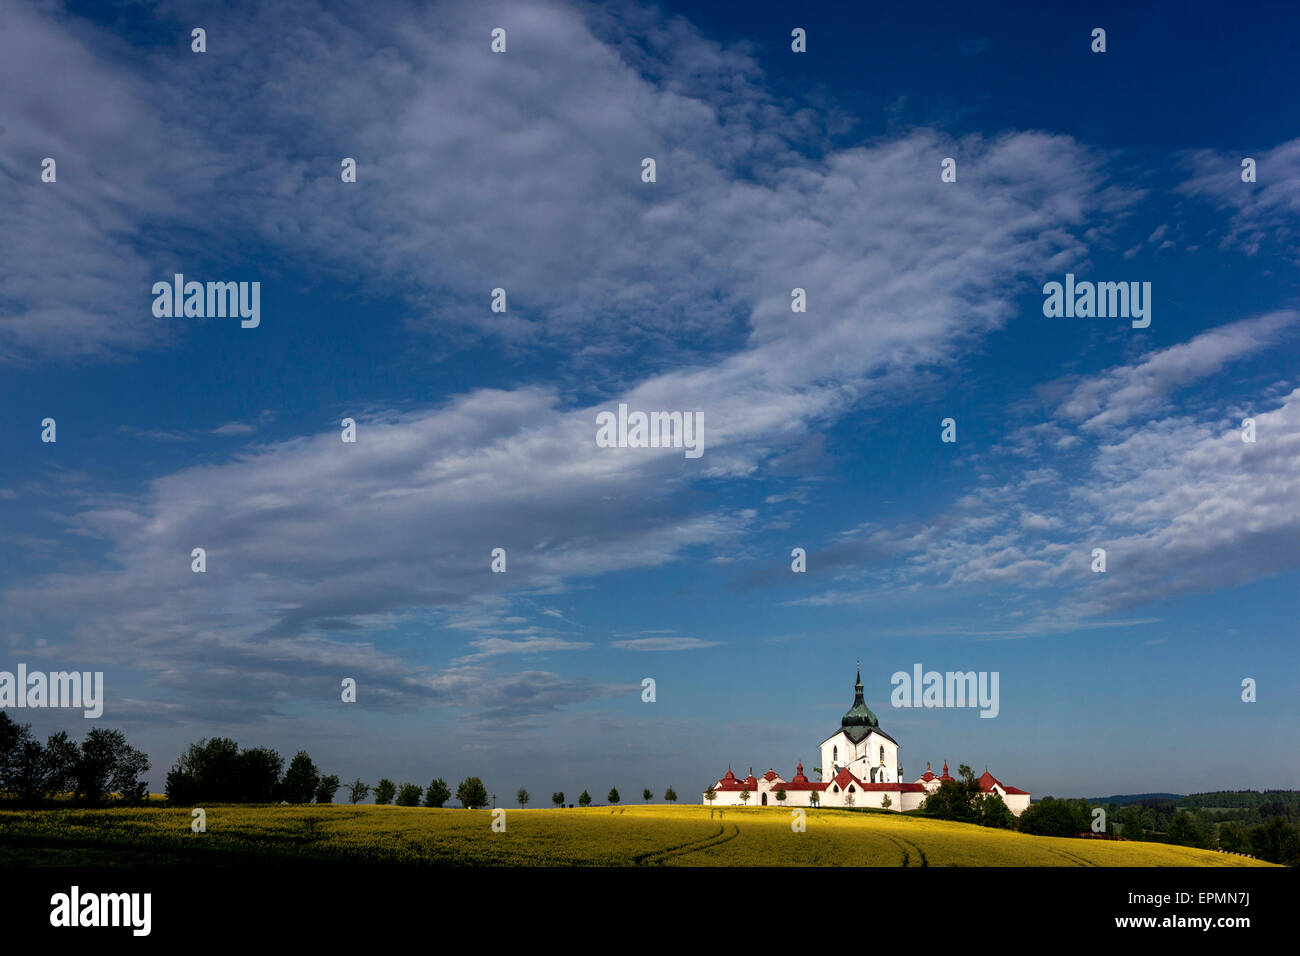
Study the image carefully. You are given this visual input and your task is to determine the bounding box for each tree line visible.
[3,720,684,815]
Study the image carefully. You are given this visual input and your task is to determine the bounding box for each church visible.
[702,666,1031,815]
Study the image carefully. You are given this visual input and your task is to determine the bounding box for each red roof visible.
[711,766,753,791]
[978,770,1028,795]
[740,764,826,791]
[830,767,865,790]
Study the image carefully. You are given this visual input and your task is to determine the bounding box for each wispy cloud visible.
[611,637,722,651]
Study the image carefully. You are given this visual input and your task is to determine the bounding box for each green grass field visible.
[0,803,1276,866]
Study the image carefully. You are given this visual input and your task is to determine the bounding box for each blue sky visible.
[1,0,1298,803]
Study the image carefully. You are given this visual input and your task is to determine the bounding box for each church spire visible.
[840,659,878,739]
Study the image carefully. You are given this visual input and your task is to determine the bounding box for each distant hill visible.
[1082,793,1183,805]
[1180,790,1300,809]
[1080,790,1300,808]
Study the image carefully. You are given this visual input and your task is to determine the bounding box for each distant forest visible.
[1025,789,1300,865]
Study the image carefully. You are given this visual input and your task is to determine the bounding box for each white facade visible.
[820,727,898,785]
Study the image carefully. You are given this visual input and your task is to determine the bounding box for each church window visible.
[848,785,855,792]
[833,746,838,762]
[880,746,885,763]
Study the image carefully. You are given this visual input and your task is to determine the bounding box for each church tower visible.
[819,661,900,783]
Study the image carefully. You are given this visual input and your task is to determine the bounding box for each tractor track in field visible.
[1046,844,1098,867]
[883,833,929,867]
[634,822,740,865]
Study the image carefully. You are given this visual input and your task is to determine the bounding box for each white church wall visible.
[1004,793,1031,816]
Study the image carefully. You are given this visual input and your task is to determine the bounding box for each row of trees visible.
[363,782,681,808]
[165,738,339,805]
[362,776,484,807]
[0,712,150,806]
[703,784,830,809]
[547,787,678,807]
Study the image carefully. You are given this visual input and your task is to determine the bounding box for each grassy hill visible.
[0,804,1276,866]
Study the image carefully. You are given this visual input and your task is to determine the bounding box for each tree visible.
[280,751,320,804]
[1250,817,1300,865]
[1218,821,1247,853]
[395,783,423,807]
[578,789,592,807]
[74,728,149,805]
[1123,808,1146,841]
[0,713,31,794]
[165,737,241,804]
[425,778,451,808]
[608,787,620,805]
[238,747,284,802]
[1167,811,1209,849]
[347,779,370,805]
[43,731,79,799]
[642,788,653,803]
[921,781,975,824]
[880,793,890,809]
[456,776,489,809]
[739,789,751,805]
[978,791,1014,829]
[664,787,677,803]
[4,725,78,805]
[809,790,820,808]
[516,787,530,806]
[315,774,341,804]
[552,791,565,808]
[776,788,787,803]
[704,786,716,807]
[1016,797,1082,837]
[373,778,396,805]
[11,737,52,803]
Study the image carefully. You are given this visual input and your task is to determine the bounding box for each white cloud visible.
[1053,311,1297,432]
[1178,138,1300,258]
[611,637,722,651]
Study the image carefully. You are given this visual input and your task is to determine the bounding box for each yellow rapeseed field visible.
[0,803,1276,866]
